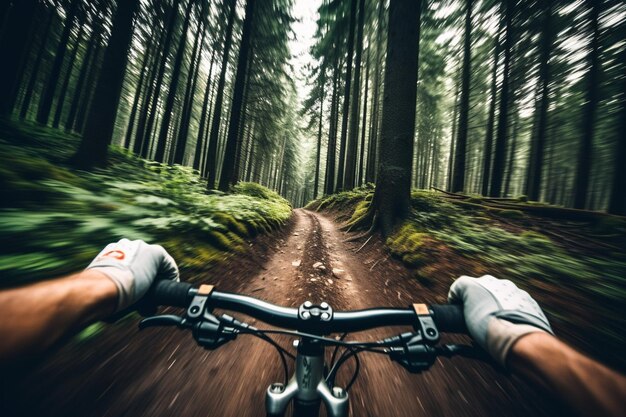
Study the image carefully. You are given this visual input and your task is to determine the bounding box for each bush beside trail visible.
[0,121,292,287]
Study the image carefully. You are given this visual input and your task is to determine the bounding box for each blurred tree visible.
[451,0,473,193]
[489,0,513,197]
[573,0,601,209]
[368,0,422,236]
[72,0,140,168]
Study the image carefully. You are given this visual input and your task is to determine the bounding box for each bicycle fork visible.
[265,339,349,417]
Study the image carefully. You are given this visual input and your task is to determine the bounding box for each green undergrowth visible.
[0,120,292,288]
[309,187,626,304]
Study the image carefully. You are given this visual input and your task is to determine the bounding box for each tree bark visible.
[451,0,472,193]
[358,47,370,186]
[489,0,513,197]
[19,8,55,120]
[138,0,182,158]
[324,57,340,195]
[447,75,460,191]
[336,0,358,192]
[154,0,195,163]
[369,0,422,237]
[124,33,156,149]
[218,0,257,191]
[66,11,103,131]
[344,0,366,190]
[36,0,80,125]
[0,0,38,115]
[193,46,218,171]
[71,0,140,168]
[365,0,385,184]
[481,19,502,196]
[608,38,625,215]
[53,20,86,128]
[525,2,553,201]
[206,0,237,188]
[314,78,325,199]
[573,0,600,209]
[173,5,206,165]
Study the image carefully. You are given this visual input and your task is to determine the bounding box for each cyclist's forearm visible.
[508,332,626,417]
[0,270,117,363]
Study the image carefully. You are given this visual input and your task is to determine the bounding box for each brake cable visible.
[329,332,348,370]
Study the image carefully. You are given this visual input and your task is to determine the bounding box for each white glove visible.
[86,239,179,311]
[448,275,553,367]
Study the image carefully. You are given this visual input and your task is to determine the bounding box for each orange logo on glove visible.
[100,250,126,260]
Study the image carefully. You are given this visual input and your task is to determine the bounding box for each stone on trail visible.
[313,262,324,269]
[332,268,346,279]
[292,260,301,267]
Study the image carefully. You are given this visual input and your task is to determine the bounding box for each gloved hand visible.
[448,275,553,367]
[86,239,179,312]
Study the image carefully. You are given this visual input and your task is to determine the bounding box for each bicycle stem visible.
[265,339,349,417]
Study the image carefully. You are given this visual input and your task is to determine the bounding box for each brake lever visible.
[388,332,437,373]
[139,314,187,329]
[437,344,494,363]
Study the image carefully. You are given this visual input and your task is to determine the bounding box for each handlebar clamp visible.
[298,301,333,323]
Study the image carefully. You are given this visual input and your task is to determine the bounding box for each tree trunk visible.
[451,0,472,193]
[193,46,218,171]
[504,108,519,196]
[53,21,86,128]
[525,3,553,201]
[19,8,55,120]
[324,57,340,195]
[36,0,80,125]
[139,0,182,158]
[344,0,366,190]
[206,0,237,188]
[608,37,625,215]
[173,6,206,165]
[336,0,358,192]
[218,0,256,191]
[369,0,422,237]
[314,79,325,199]
[447,76,460,191]
[154,0,195,163]
[71,0,140,168]
[573,0,600,209]
[358,47,370,186]
[131,8,169,154]
[481,21,502,196]
[74,43,103,132]
[365,0,385,184]
[489,0,513,197]
[124,34,156,149]
[66,11,103,131]
[0,0,38,115]
[233,48,254,179]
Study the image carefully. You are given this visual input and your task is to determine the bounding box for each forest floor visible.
[4,208,578,417]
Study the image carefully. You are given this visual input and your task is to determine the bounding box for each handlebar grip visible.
[149,280,194,307]
[430,304,467,334]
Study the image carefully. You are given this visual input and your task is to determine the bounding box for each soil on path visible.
[2,209,570,417]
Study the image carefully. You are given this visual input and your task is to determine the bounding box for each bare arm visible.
[0,270,117,363]
[509,333,626,417]
[0,239,179,364]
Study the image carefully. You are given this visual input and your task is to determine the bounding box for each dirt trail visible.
[3,209,569,417]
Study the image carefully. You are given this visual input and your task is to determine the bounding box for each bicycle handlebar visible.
[149,280,467,334]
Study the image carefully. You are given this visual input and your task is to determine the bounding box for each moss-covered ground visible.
[0,120,292,288]
[309,186,626,370]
